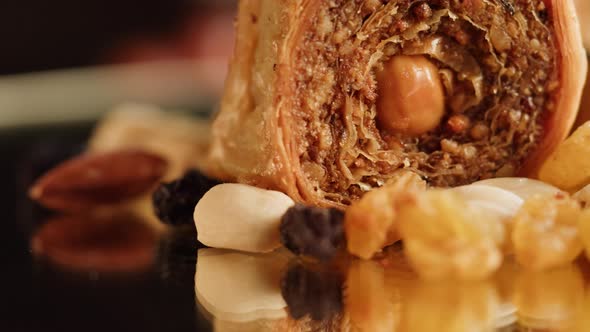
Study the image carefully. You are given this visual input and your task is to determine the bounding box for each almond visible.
[29,149,167,211]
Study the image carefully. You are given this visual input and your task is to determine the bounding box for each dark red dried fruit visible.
[280,204,345,261]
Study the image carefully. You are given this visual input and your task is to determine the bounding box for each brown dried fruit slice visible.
[30,149,167,211]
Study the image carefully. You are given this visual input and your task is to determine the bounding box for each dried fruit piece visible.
[279,205,345,261]
[511,194,583,270]
[397,190,504,280]
[281,261,344,321]
[31,213,157,272]
[152,169,220,226]
[514,266,585,330]
[345,172,426,259]
[29,149,167,212]
[194,184,295,253]
[539,122,590,192]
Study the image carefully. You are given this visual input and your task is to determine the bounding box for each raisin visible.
[152,169,220,226]
[280,204,345,261]
[281,262,344,321]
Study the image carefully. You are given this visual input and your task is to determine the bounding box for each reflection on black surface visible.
[158,225,202,286]
[31,213,158,273]
[195,248,290,325]
[190,244,590,332]
[281,261,344,321]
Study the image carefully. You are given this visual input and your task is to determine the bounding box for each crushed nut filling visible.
[291,0,557,204]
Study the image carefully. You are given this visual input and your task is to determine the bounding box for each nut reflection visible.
[195,249,290,324]
[31,213,158,272]
[514,265,585,330]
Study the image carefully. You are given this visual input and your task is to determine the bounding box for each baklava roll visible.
[209,0,587,207]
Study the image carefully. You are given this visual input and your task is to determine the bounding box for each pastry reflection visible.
[195,245,590,332]
[195,248,291,329]
[514,265,585,330]
[30,212,158,272]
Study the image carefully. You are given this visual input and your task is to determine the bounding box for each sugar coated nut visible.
[397,190,503,280]
[194,184,295,253]
[345,172,426,259]
[539,122,590,192]
[511,194,583,270]
[376,55,445,136]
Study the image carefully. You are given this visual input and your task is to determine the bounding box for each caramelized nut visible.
[376,55,445,136]
[397,190,504,280]
[511,194,583,270]
[345,172,426,259]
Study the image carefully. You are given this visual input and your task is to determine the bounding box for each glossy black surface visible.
[3,124,211,332]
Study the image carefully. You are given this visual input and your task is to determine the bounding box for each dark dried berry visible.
[280,204,345,261]
[152,170,220,226]
[281,262,344,321]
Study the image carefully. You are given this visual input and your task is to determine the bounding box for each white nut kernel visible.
[195,184,295,253]
[450,185,524,222]
[474,177,564,201]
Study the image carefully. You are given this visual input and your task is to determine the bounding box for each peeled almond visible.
[450,185,524,221]
[195,184,295,253]
[474,178,564,200]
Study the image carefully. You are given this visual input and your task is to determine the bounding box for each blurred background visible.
[0,0,236,129]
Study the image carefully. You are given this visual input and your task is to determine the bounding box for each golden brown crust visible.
[520,0,587,177]
[209,0,587,206]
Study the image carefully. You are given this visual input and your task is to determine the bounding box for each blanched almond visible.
[474,177,564,200]
[195,184,295,253]
[450,184,524,222]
